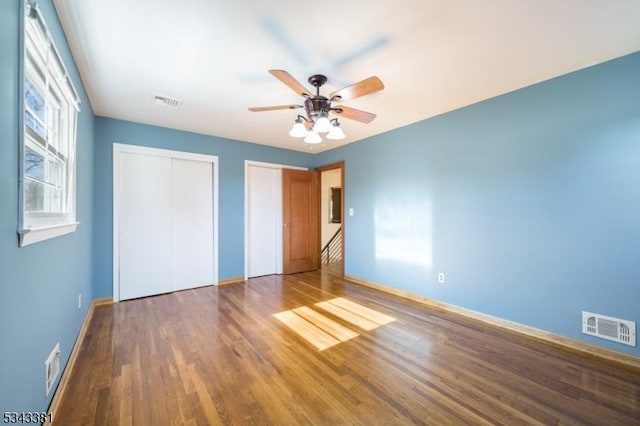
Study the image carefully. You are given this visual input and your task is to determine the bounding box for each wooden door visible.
[283,169,320,274]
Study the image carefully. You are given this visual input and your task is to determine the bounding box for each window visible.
[19,1,80,247]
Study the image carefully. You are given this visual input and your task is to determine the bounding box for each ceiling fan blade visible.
[331,36,390,70]
[329,76,384,102]
[333,106,376,123]
[262,18,311,66]
[248,104,303,112]
[269,69,312,97]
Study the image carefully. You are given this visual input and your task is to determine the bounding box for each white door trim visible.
[113,143,219,302]
[244,161,306,280]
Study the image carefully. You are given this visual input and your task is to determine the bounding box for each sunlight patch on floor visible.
[316,297,396,330]
[273,297,395,351]
[273,310,343,350]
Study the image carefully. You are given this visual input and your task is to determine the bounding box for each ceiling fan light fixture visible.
[249,70,383,148]
[289,116,308,138]
[327,119,346,140]
[304,130,322,144]
[313,115,332,133]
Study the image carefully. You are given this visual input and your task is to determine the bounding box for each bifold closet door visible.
[171,158,214,292]
[118,152,173,300]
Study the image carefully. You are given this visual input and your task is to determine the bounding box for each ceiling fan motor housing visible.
[308,74,328,88]
[304,74,331,122]
[305,96,330,121]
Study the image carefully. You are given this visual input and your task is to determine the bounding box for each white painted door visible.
[118,152,173,300]
[247,165,281,277]
[114,144,218,302]
[171,158,214,291]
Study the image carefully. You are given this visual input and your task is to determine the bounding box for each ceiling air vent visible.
[153,94,182,108]
[582,311,636,347]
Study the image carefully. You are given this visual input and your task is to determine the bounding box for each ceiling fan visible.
[249,70,384,143]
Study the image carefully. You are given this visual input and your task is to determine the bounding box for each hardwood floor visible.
[321,260,343,278]
[55,270,640,425]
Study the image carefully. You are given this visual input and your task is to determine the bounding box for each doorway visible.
[317,162,344,278]
[244,161,306,278]
[244,161,344,279]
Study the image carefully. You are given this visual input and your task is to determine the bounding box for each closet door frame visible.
[113,143,219,302]
[244,161,307,280]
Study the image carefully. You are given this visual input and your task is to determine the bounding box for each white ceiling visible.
[53,0,640,153]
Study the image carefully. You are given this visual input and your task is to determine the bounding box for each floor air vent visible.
[582,311,636,347]
[45,343,61,396]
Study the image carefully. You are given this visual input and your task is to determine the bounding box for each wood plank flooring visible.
[54,271,640,425]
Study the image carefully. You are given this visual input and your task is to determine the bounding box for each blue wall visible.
[315,52,640,356]
[1,0,638,413]
[92,118,313,297]
[0,0,95,413]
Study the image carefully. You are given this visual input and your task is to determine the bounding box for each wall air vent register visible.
[582,311,636,347]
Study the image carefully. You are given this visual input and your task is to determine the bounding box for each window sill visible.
[18,222,80,247]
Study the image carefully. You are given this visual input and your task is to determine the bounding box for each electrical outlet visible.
[78,293,82,309]
[438,273,445,284]
[349,208,354,216]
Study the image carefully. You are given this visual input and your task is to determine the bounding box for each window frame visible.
[18,1,81,247]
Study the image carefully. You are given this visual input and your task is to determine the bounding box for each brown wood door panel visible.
[283,169,319,274]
